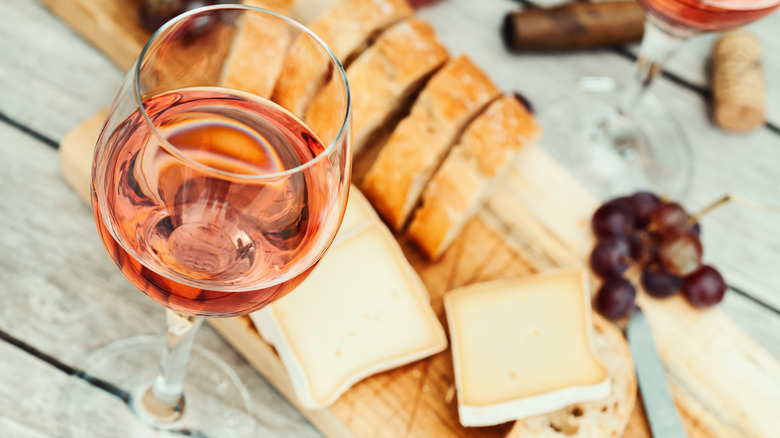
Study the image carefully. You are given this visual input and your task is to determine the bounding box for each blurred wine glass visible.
[539,0,779,199]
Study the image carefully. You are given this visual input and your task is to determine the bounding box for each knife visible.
[626,307,689,438]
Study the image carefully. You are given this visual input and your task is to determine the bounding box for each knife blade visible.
[626,307,688,438]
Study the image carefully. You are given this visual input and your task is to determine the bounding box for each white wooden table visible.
[1,0,779,436]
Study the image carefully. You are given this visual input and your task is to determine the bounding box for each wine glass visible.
[538,0,779,199]
[60,5,351,437]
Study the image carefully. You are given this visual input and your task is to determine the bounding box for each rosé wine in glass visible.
[93,88,343,317]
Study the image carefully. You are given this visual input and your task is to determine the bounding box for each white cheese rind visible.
[456,378,611,427]
[251,187,447,409]
[444,270,611,427]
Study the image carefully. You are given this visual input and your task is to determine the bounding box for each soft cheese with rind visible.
[444,270,611,427]
[305,19,449,154]
[271,0,413,116]
[362,55,501,231]
[509,313,636,438]
[407,94,541,259]
[251,188,447,409]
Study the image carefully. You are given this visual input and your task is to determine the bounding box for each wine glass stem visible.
[618,20,688,116]
[138,309,204,422]
[597,20,689,157]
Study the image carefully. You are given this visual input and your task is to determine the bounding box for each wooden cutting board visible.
[47,1,780,437]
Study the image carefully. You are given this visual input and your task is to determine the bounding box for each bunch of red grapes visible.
[590,192,727,319]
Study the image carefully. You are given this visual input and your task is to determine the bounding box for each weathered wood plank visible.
[0,343,67,437]
[0,123,321,437]
[0,0,122,141]
[417,0,780,310]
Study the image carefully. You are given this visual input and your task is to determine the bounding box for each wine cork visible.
[502,2,644,51]
[712,32,765,132]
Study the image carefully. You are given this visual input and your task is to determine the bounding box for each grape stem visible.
[689,193,780,225]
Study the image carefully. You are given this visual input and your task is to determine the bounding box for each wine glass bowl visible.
[539,77,692,200]
[639,0,780,34]
[93,85,349,316]
[62,5,351,436]
[92,7,351,317]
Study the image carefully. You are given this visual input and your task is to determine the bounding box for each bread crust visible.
[406,95,541,259]
[220,0,294,98]
[509,313,637,438]
[305,19,449,153]
[362,55,501,231]
[271,0,413,116]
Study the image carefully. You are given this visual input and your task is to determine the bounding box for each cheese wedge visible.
[252,188,447,409]
[444,270,610,427]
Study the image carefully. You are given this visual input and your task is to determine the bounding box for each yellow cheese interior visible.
[271,224,445,405]
[448,271,608,406]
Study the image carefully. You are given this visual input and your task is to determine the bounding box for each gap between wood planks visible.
[512,0,780,135]
[0,110,58,149]
[0,327,130,402]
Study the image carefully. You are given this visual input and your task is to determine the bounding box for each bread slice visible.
[362,55,501,231]
[220,0,294,98]
[271,0,413,116]
[304,19,449,154]
[509,313,637,438]
[406,94,541,260]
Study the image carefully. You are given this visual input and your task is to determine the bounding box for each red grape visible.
[682,265,726,308]
[139,0,185,32]
[641,264,682,298]
[590,237,631,277]
[627,191,661,229]
[650,202,689,237]
[691,222,701,236]
[595,276,636,319]
[659,232,703,276]
[592,202,634,238]
[138,0,217,33]
[627,233,645,261]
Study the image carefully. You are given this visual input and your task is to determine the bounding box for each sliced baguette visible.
[406,94,541,260]
[362,55,501,231]
[271,0,413,116]
[305,19,449,154]
[220,0,294,98]
[509,313,637,438]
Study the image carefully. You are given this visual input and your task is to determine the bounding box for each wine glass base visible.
[537,77,693,200]
[59,336,255,438]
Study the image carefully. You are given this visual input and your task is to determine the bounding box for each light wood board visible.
[60,110,780,437]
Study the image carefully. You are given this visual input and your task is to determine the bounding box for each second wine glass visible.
[539,0,779,200]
